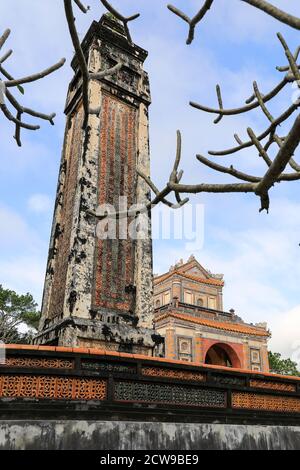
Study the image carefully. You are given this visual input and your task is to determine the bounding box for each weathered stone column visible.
[34,15,158,354]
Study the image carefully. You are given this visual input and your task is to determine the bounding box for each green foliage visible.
[268,351,300,377]
[0,284,40,344]
[105,12,120,23]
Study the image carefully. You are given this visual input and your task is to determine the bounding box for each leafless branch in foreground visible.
[168,0,214,45]
[168,0,300,45]
[65,0,189,220]
[74,0,90,14]
[99,0,140,44]
[161,34,300,213]
[64,0,140,127]
[87,130,189,221]
[0,28,65,146]
[66,0,300,214]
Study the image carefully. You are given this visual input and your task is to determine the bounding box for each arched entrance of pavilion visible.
[204,342,241,369]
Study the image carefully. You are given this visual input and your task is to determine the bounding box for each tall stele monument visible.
[34,15,161,355]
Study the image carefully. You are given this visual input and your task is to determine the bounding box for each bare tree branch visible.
[168,0,300,45]
[209,103,298,156]
[0,103,40,130]
[255,114,300,208]
[247,127,273,167]
[167,0,214,45]
[138,168,189,210]
[89,130,189,221]
[89,62,123,81]
[65,0,300,214]
[196,154,261,183]
[74,0,90,13]
[99,0,140,22]
[0,81,5,104]
[214,84,223,124]
[277,45,300,72]
[277,33,300,83]
[253,81,274,123]
[170,180,255,195]
[14,111,22,146]
[64,0,127,127]
[64,0,89,125]
[0,29,10,50]
[5,58,65,88]
[99,0,140,43]
[242,0,300,31]
[190,77,289,118]
[288,157,300,173]
[146,32,300,212]
[0,49,12,64]
[6,89,55,123]
[0,27,65,146]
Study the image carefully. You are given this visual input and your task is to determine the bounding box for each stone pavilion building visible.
[154,256,270,372]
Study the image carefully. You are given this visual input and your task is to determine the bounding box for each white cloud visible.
[208,0,284,45]
[0,256,45,306]
[0,205,46,305]
[154,196,300,342]
[0,205,42,251]
[270,305,300,367]
[27,194,52,214]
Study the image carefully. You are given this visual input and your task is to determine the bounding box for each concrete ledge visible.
[0,421,300,450]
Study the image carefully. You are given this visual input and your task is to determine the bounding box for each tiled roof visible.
[177,259,212,277]
[154,270,224,287]
[155,311,270,337]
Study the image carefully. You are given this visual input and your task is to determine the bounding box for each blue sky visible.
[0,0,300,361]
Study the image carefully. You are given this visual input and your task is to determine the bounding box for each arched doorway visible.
[205,343,241,368]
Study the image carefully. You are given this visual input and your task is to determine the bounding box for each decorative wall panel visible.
[82,361,136,374]
[211,374,245,387]
[142,367,206,382]
[2,357,74,370]
[114,381,226,408]
[250,349,261,364]
[250,379,296,393]
[0,375,106,401]
[232,392,300,413]
[177,337,193,362]
[94,93,137,314]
